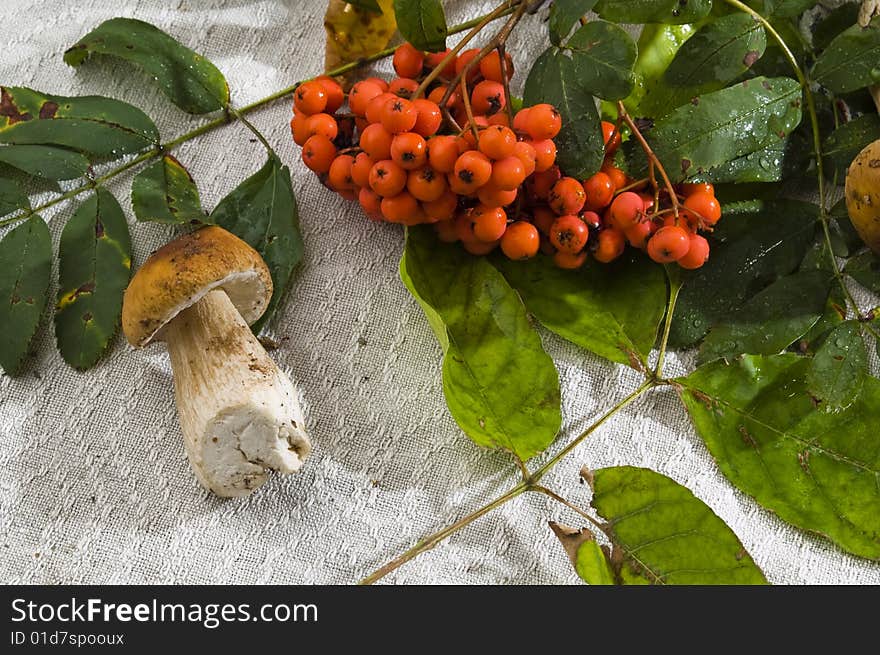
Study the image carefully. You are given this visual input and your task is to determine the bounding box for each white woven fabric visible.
[1,0,878,585]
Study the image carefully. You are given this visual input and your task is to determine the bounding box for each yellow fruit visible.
[845,138,880,254]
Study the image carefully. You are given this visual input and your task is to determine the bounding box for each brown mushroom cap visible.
[122,226,273,347]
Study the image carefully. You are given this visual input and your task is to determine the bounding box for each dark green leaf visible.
[665,14,766,90]
[64,17,229,114]
[845,250,880,294]
[0,178,29,217]
[0,86,158,157]
[0,215,51,375]
[699,142,787,184]
[494,252,665,367]
[678,354,880,560]
[548,0,599,46]
[670,199,818,348]
[210,156,303,332]
[565,20,637,101]
[812,2,861,53]
[806,320,868,409]
[0,145,89,180]
[811,16,880,94]
[55,188,131,370]
[393,0,447,52]
[754,0,814,17]
[589,466,768,584]
[400,226,561,461]
[823,114,880,179]
[828,198,863,257]
[524,48,604,179]
[549,522,615,585]
[698,269,831,364]
[595,0,713,24]
[347,0,382,12]
[131,154,204,224]
[644,77,802,181]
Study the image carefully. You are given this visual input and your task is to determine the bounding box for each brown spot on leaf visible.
[10,294,20,305]
[797,449,810,473]
[95,218,104,239]
[743,50,760,68]
[735,547,747,561]
[39,101,58,119]
[738,425,757,449]
[681,158,692,174]
[0,87,32,125]
[82,312,93,322]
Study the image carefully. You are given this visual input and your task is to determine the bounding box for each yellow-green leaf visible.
[131,154,204,224]
[324,0,397,76]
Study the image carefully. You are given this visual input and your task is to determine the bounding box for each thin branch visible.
[533,485,606,533]
[654,267,682,378]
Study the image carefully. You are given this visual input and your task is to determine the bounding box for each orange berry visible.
[302,135,336,173]
[454,211,477,241]
[369,159,407,197]
[389,77,419,97]
[593,228,625,263]
[423,191,459,222]
[328,154,355,191]
[471,204,508,242]
[549,177,586,215]
[425,49,457,79]
[435,218,459,242]
[681,182,715,197]
[294,80,327,114]
[554,250,588,270]
[527,166,561,200]
[647,226,691,263]
[380,97,419,134]
[477,184,518,207]
[428,85,460,110]
[365,92,396,124]
[602,120,621,155]
[349,80,384,116]
[381,191,420,224]
[513,107,531,133]
[359,123,394,161]
[478,125,517,160]
[471,80,506,115]
[491,156,526,191]
[487,113,511,128]
[549,214,589,254]
[427,135,460,173]
[407,167,448,202]
[455,48,481,82]
[530,139,557,172]
[351,152,375,188]
[501,221,539,260]
[582,172,614,211]
[581,210,602,230]
[453,150,493,192]
[411,99,442,137]
[391,131,427,170]
[463,238,499,255]
[512,141,537,177]
[316,76,344,113]
[291,112,311,146]
[305,113,339,141]
[480,50,514,83]
[526,103,561,140]
[393,43,425,78]
[609,191,644,229]
[624,220,653,250]
[678,233,710,269]
[601,162,628,190]
[683,191,722,227]
[532,206,556,235]
[359,187,382,219]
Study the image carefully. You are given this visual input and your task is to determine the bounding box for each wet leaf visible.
[0,86,158,157]
[806,320,868,409]
[670,199,818,349]
[0,215,51,375]
[589,466,768,584]
[393,0,446,52]
[698,269,831,364]
[594,0,713,25]
[812,2,861,53]
[823,114,880,180]
[548,522,615,585]
[324,0,397,75]
[131,154,204,225]
[664,14,766,91]
[55,188,131,370]
[749,0,815,17]
[524,48,604,179]
[643,77,803,181]
[811,16,880,94]
[0,178,29,217]
[64,17,229,114]
[678,354,880,560]
[210,155,303,332]
[400,226,561,461]
[565,20,637,101]
[845,251,880,294]
[0,145,89,181]
[548,0,599,46]
[699,141,787,184]
[494,252,665,367]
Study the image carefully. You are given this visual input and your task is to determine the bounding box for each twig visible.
[533,485,606,533]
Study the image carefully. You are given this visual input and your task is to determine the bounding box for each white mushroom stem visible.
[162,289,311,497]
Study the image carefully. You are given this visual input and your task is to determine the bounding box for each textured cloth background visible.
[1,0,878,585]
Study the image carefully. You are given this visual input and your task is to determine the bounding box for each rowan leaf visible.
[548,0,599,46]
[324,0,397,75]
[806,320,868,410]
[565,20,637,101]
[811,16,880,95]
[131,154,204,225]
[594,0,713,25]
[393,0,446,52]
[0,144,89,181]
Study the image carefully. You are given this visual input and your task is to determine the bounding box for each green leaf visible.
[131,154,204,224]
[806,320,868,410]
[752,0,814,17]
[400,226,561,461]
[0,215,51,375]
[590,466,768,584]
[823,114,880,180]
[210,155,303,332]
[664,14,766,90]
[0,145,89,181]
[678,354,880,560]
[812,2,861,53]
[670,199,818,349]
[811,16,880,94]
[644,76,802,181]
[0,86,158,157]
[549,522,615,585]
[828,198,863,257]
[548,0,599,46]
[595,0,713,24]
[55,188,131,370]
[494,252,665,367]
[0,177,29,217]
[845,251,880,294]
[393,0,447,52]
[347,0,382,12]
[698,142,785,184]
[524,48,604,179]
[564,20,637,101]
[64,17,229,114]
[697,269,831,364]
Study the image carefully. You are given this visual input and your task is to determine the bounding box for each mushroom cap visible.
[122,226,273,347]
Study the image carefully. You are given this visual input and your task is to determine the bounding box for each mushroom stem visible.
[163,289,311,497]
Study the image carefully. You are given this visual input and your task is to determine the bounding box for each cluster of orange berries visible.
[290,42,720,269]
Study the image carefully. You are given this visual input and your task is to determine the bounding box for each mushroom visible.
[122,226,311,497]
